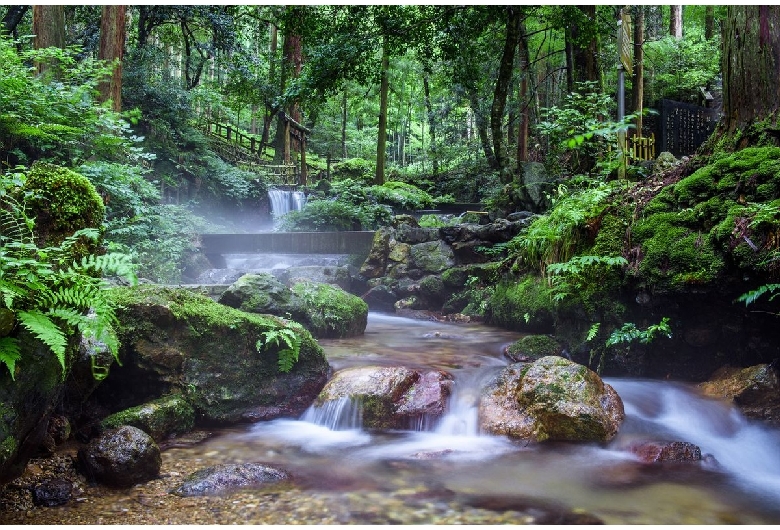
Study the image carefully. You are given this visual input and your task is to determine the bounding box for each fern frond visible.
[70,253,137,284]
[257,327,301,373]
[17,310,67,374]
[736,284,780,307]
[0,336,22,380]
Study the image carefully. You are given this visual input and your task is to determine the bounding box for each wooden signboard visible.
[618,10,632,72]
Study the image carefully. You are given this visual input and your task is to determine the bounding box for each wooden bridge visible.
[199,231,376,267]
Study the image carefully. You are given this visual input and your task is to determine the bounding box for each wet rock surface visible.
[78,426,161,487]
[315,365,453,429]
[172,462,290,497]
[480,356,624,442]
[625,440,702,463]
[699,363,780,426]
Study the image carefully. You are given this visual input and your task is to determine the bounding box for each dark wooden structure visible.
[203,114,311,186]
[653,99,719,158]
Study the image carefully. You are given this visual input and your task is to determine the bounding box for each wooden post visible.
[300,134,307,185]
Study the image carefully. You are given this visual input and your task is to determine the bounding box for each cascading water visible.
[268,188,306,219]
[29,313,779,524]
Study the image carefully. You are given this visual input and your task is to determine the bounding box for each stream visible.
[7,312,780,524]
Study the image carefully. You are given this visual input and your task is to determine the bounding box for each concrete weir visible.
[200,231,376,267]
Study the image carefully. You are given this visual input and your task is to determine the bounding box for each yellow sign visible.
[618,11,632,72]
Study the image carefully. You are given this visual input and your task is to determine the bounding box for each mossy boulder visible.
[409,240,456,273]
[633,147,780,292]
[479,356,624,443]
[484,276,557,333]
[99,285,331,424]
[289,280,368,338]
[314,366,453,430]
[99,394,195,442]
[19,162,105,250]
[218,273,368,339]
[504,335,565,362]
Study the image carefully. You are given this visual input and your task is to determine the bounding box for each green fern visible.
[736,284,780,307]
[0,337,22,380]
[0,187,136,380]
[17,310,68,372]
[256,327,301,373]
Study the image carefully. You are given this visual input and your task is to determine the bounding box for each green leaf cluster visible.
[257,327,301,373]
[0,195,137,380]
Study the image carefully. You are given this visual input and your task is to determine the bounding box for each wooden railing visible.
[629,133,656,162]
[201,116,311,185]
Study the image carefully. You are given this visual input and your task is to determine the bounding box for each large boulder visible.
[218,273,368,339]
[314,366,453,429]
[99,394,195,442]
[97,285,331,424]
[698,363,780,426]
[479,356,624,442]
[78,425,161,487]
[0,331,66,484]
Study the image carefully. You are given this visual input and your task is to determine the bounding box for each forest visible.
[2,5,780,524]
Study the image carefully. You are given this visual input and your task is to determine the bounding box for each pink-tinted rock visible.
[626,440,702,463]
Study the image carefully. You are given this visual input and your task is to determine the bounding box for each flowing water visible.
[268,188,306,221]
[181,313,780,524]
[10,313,780,524]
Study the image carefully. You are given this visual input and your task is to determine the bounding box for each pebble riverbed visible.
[0,436,770,525]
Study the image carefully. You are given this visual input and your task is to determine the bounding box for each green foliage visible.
[0,196,137,380]
[605,317,672,347]
[279,199,369,232]
[536,82,624,178]
[0,36,146,166]
[736,284,780,307]
[546,255,628,302]
[257,327,301,373]
[643,33,720,104]
[510,182,616,274]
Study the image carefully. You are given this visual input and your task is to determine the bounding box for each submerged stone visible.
[172,462,290,497]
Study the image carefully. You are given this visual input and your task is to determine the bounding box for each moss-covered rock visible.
[98,285,330,424]
[218,274,367,339]
[504,335,565,362]
[99,394,195,442]
[0,331,65,484]
[409,240,455,273]
[633,147,780,291]
[289,280,368,338]
[20,162,105,250]
[484,276,557,333]
[479,356,624,443]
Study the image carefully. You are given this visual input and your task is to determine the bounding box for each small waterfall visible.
[301,397,363,430]
[268,188,306,218]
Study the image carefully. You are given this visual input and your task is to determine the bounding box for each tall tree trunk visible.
[517,21,530,165]
[98,5,126,112]
[32,5,65,76]
[631,6,644,139]
[467,90,495,168]
[2,5,29,36]
[423,70,438,175]
[572,5,600,87]
[669,5,682,39]
[261,23,278,153]
[341,89,348,159]
[274,9,303,166]
[705,6,715,41]
[721,6,780,138]
[492,6,520,180]
[375,33,389,185]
